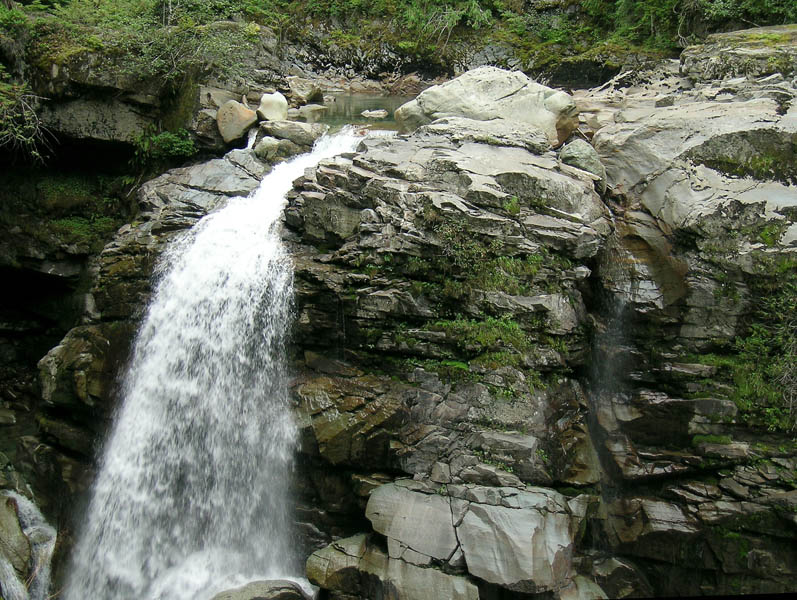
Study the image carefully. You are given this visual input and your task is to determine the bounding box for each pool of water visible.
[300,94,414,131]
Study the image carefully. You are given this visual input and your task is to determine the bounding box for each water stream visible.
[64,129,364,600]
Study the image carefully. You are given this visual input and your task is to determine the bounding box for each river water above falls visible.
[64,129,365,600]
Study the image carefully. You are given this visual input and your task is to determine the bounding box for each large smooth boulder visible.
[257,92,289,121]
[217,100,258,144]
[365,483,458,563]
[395,66,578,145]
[260,121,329,148]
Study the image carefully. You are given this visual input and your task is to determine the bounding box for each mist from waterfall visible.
[64,129,364,600]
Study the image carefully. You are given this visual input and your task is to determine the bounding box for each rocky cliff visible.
[1,24,796,600]
[286,45,797,597]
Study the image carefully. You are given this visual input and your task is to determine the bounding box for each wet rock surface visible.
[287,53,796,597]
[2,29,796,600]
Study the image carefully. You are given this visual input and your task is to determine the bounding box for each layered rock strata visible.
[1,29,795,600]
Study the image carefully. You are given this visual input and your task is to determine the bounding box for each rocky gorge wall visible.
[1,24,796,600]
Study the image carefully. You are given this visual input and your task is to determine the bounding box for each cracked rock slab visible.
[364,481,574,593]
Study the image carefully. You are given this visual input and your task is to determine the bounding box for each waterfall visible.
[586,239,640,502]
[65,128,364,600]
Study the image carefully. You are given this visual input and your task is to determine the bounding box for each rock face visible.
[365,480,575,593]
[287,44,796,599]
[38,97,155,144]
[281,76,613,596]
[5,26,797,600]
[395,66,579,145]
[306,534,479,600]
[681,25,797,81]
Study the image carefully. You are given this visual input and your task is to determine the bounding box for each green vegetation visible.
[4,1,795,87]
[50,214,119,246]
[692,434,733,445]
[692,142,797,185]
[0,1,257,161]
[472,448,515,473]
[130,126,198,176]
[0,64,49,162]
[0,171,129,251]
[24,0,257,85]
[689,256,797,433]
[732,269,796,433]
[2,1,794,162]
[429,314,533,355]
[368,216,561,304]
[503,195,520,216]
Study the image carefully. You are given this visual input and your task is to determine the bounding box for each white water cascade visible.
[65,129,364,600]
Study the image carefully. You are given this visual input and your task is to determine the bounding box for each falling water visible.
[586,239,640,503]
[65,128,364,600]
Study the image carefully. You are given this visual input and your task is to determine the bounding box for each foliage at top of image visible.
[2,0,795,163]
[3,1,796,83]
[3,0,260,88]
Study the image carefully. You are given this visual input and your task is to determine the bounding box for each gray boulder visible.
[260,121,330,147]
[365,483,458,562]
[287,76,324,105]
[254,136,281,161]
[420,116,550,154]
[257,92,289,121]
[362,109,389,118]
[559,139,607,192]
[396,66,578,145]
[297,104,328,122]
